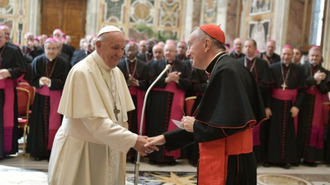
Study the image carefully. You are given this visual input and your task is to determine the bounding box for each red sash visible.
[0,79,15,152]
[271,88,298,135]
[198,127,254,184]
[306,87,329,149]
[36,86,62,150]
[129,86,145,134]
[152,82,185,159]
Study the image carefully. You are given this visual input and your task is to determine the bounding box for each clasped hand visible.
[0,69,11,79]
[136,116,195,156]
[128,74,139,86]
[133,135,159,156]
[40,76,51,86]
[314,70,326,84]
[165,71,181,83]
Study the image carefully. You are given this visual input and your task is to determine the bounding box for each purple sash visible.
[0,79,15,152]
[306,87,329,149]
[129,86,145,134]
[271,88,298,136]
[36,86,62,150]
[152,82,185,159]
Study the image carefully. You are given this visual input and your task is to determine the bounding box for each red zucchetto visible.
[199,24,225,44]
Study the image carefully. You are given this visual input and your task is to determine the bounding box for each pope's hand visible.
[133,135,159,156]
[133,135,148,156]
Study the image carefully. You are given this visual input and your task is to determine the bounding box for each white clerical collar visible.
[129,58,136,63]
[93,51,111,70]
[246,56,255,61]
[209,51,224,63]
[266,53,273,57]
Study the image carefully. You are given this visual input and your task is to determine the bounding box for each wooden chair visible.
[185,96,196,116]
[16,87,31,156]
[18,82,35,108]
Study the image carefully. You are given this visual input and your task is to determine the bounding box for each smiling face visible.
[164,43,177,62]
[186,29,207,69]
[125,43,138,60]
[308,48,322,65]
[281,47,293,65]
[0,26,10,43]
[96,31,126,68]
[44,42,59,61]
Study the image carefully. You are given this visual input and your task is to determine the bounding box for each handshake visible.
[132,116,196,156]
[132,135,165,156]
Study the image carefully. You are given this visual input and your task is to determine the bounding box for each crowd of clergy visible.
[0,24,330,170]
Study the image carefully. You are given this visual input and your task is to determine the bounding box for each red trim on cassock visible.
[36,86,62,150]
[129,86,145,134]
[152,81,185,159]
[271,88,298,135]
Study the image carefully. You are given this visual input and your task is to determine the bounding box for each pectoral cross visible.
[281,83,287,90]
[114,106,120,120]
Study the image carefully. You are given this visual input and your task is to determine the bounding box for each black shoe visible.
[168,160,177,166]
[292,162,300,166]
[130,157,136,164]
[282,163,291,169]
[190,162,198,167]
[149,159,158,165]
[263,162,271,167]
[34,157,43,161]
[302,160,317,167]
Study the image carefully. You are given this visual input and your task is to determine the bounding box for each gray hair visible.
[196,28,226,50]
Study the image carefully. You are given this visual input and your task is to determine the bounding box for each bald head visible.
[53,29,63,39]
[0,25,10,43]
[153,44,164,60]
[125,42,138,60]
[177,41,187,56]
[0,30,6,48]
[266,40,276,56]
[233,38,243,54]
[139,40,146,53]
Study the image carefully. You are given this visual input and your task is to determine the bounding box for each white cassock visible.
[48,51,136,185]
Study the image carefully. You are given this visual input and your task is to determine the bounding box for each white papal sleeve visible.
[81,117,138,153]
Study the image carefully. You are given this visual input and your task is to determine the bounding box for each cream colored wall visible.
[0,0,30,45]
